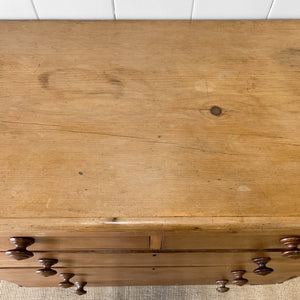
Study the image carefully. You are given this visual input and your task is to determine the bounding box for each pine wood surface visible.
[0,21,299,229]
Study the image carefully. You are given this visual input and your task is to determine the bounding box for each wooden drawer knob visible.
[216,279,229,293]
[75,281,87,295]
[36,258,58,277]
[280,236,300,259]
[58,273,74,288]
[252,257,273,276]
[5,237,35,260]
[231,270,248,286]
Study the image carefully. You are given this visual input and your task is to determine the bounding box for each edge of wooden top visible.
[0,217,299,235]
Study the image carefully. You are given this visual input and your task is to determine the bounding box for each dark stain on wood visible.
[276,48,300,69]
[38,68,123,96]
[38,72,49,88]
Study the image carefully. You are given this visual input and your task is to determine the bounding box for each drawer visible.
[0,262,299,287]
[3,230,299,252]
[0,251,294,268]
[163,231,300,250]
[0,233,150,251]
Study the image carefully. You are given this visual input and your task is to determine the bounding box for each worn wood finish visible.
[0,21,299,223]
[0,217,299,235]
[0,251,294,268]
[163,231,300,250]
[0,21,299,288]
[149,233,164,250]
[1,230,300,252]
[0,263,299,287]
[0,235,150,251]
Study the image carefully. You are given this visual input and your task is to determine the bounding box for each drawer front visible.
[3,230,300,252]
[163,231,300,250]
[0,234,150,251]
[0,251,294,268]
[0,263,299,287]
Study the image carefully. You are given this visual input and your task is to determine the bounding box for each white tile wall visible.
[269,0,300,19]
[33,0,114,20]
[192,0,274,20]
[114,0,194,20]
[0,0,37,19]
[0,0,299,20]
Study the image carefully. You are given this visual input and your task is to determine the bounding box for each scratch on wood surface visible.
[33,63,41,73]
[276,142,300,147]
[56,128,241,155]
[237,186,251,192]
[237,133,285,139]
[1,119,240,156]
[46,198,51,209]
[1,120,60,128]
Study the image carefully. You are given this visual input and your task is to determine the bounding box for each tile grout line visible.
[30,0,40,20]
[266,0,277,19]
[112,0,117,20]
[190,0,196,20]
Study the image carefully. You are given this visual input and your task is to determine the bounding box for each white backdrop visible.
[0,0,299,20]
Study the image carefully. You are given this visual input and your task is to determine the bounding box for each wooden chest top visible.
[0,21,299,232]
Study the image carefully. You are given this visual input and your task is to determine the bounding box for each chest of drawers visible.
[0,20,299,296]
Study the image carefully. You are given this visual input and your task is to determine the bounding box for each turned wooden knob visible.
[36,258,58,277]
[5,237,35,260]
[75,281,87,295]
[252,257,273,276]
[231,270,248,286]
[58,273,74,288]
[280,236,300,259]
[216,279,229,293]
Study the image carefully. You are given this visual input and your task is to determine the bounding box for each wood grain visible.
[0,234,150,251]
[0,263,298,287]
[1,230,300,251]
[163,231,300,250]
[0,251,295,268]
[0,217,299,235]
[149,232,164,250]
[0,21,299,223]
[0,21,299,288]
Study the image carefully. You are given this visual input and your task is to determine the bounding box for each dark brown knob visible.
[216,279,229,293]
[36,258,58,277]
[75,281,87,296]
[252,257,273,276]
[231,270,248,286]
[58,273,74,288]
[5,237,35,260]
[280,236,300,259]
